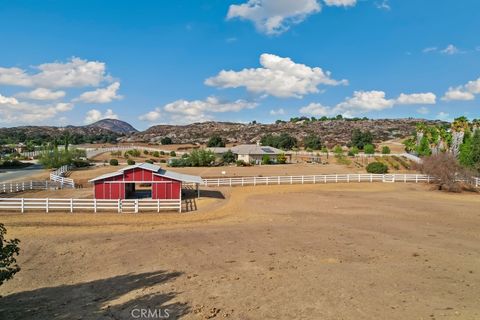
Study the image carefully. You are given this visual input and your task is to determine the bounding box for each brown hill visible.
[124,119,446,147]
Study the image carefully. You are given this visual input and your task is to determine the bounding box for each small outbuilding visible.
[89,163,203,200]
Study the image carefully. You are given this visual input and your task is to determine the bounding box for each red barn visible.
[88,163,203,200]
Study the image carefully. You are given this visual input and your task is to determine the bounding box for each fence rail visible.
[50,165,75,188]
[0,198,182,213]
[204,174,435,187]
[0,181,65,194]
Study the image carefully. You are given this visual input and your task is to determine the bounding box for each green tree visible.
[364,144,375,155]
[276,153,287,164]
[188,149,216,167]
[222,150,236,164]
[261,133,297,150]
[303,135,322,150]
[416,136,432,156]
[153,151,160,157]
[161,137,173,145]
[169,151,176,157]
[207,135,226,147]
[459,130,480,173]
[1,223,21,286]
[333,145,343,156]
[262,155,271,165]
[109,159,119,166]
[381,146,391,154]
[351,129,374,150]
[127,159,136,165]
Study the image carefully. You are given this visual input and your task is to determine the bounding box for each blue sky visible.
[0,0,479,130]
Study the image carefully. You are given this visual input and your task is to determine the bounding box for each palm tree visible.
[451,117,469,156]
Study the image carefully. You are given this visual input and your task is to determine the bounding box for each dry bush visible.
[420,153,475,192]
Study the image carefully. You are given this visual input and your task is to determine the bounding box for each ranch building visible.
[89,163,203,200]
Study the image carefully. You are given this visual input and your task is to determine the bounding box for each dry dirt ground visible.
[0,183,479,320]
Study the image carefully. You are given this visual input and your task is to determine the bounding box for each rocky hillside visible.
[124,119,447,147]
[85,119,138,134]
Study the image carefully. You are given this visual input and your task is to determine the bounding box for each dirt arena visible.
[1,183,479,320]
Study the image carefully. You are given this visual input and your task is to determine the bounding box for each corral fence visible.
[0,198,182,213]
[204,173,480,188]
[84,146,186,159]
[0,181,66,195]
[204,174,429,187]
[50,165,75,188]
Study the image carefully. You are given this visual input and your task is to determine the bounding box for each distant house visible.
[208,144,289,165]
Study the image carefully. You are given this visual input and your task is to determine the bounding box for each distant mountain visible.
[85,119,138,134]
[0,119,137,144]
[124,119,448,147]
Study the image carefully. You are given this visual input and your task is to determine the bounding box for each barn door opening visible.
[125,183,152,199]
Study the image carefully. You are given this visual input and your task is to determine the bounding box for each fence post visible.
[427,175,430,183]
[278,176,280,185]
[94,199,97,213]
[30,180,33,190]
[46,198,49,213]
[135,199,139,213]
[347,175,350,183]
[324,175,327,183]
[416,175,418,183]
[291,176,293,184]
[21,198,24,213]
[70,199,73,213]
[313,175,316,184]
[157,199,160,213]
[254,177,256,186]
[335,175,338,183]
[370,174,373,183]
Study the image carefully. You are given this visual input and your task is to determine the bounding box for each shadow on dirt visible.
[0,270,189,320]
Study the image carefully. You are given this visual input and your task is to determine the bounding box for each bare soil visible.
[1,183,479,319]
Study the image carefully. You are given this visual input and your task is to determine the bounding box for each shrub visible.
[72,159,90,168]
[110,159,119,166]
[143,150,149,155]
[160,159,166,163]
[236,160,247,166]
[421,153,473,192]
[260,133,297,150]
[127,159,136,165]
[153,151,160,157]
[262,155,271,165]
[207,135,225,147]
[222,150,236,164]
[366,162,389,174]
[161,137,173,145]
[333,145,343,156]
[381,146,391,154]
[160,151,165,156]
[0,223,21,286]
[364,144,375,155]
[150,158,158,163]
[303,135,322,150]
[169,151,176,157]
[351,129,373,150]
[145,159,153,164]
[277,153,287,164]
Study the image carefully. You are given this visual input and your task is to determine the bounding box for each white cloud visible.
[417,107,429,115]
[395,93,436,105]
[0,94,74,124]
[205,53,347,98]
[0,57,110,88]
[16,88,66,100]
[139,108,162,122]
[74,82,122,104]
[270,108,285,115]
[299,103,332,117]
[227,0,322,35]
[375,0,391,10]
[84,109,118,124]
[300,90,437,117]
[441,44,460,55]
[436,111,450,120]
[422,47,438,53]
[324,0,356,6]
[442,77,480,101]
[141,96,258,124]
[0,94,19,105]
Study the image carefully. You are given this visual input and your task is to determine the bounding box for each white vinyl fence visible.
[0,181,64,194]
[475,177,480,188]
[203,174,434,187]
[0,198,182,213]
[50,165,75,188]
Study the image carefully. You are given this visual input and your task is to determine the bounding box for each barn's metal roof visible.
[88,162,203,184]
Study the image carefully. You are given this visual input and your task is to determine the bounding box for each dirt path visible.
[1,184,479,319]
